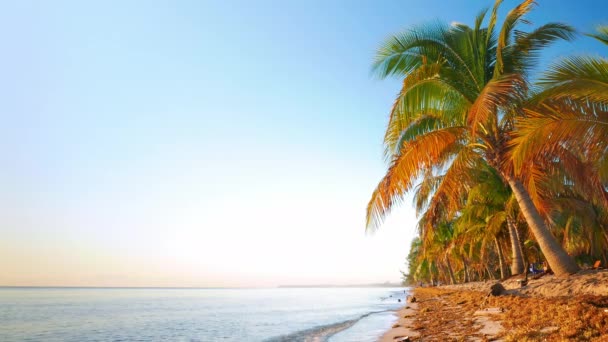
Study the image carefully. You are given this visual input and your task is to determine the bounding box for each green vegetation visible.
[366,0,608,284]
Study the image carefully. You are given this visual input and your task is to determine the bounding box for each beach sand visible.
[381,269,608,341]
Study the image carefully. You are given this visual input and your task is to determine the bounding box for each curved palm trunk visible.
[494,237,507,279]
[507,216,525,275]
[504,175,580,275]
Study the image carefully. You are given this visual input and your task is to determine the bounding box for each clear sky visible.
[1,1,607,287]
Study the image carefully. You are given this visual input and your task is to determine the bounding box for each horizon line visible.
[0,283,405,290]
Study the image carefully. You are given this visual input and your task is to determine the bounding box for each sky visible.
[1,0,607,287]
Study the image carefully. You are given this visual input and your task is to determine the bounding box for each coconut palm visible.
[507,21,608,266]
[510,25,608,204]
[455,170,515,278]
[366,0,581,275]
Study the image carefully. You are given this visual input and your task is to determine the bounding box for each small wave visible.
[265,310,392,342]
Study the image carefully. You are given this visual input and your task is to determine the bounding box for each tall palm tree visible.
[505,200,526,275]
[366,0,581,275]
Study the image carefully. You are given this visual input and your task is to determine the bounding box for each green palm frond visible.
[486,0,503,48]
[586,25,608,45]
[486,211,508,236]
[373,21,450,78]
[494,0,536,76]
[382,61,470,158]
[509,23,577,74]
[395,116,447,150]
[536,56,608,103]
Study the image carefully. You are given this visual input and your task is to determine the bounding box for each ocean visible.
[0,287,409,341]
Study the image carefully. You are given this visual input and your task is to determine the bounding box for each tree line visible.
[365,0,608,284]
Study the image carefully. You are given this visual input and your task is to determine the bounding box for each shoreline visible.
[379,270,608,341]
[379,301,420,342]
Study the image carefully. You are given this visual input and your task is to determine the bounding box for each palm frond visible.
[586,25,608,46]
[372,22,450,78]
[494,0,536,76]
[467,74,526,136]
[537,56,608,104]
[366,127,467,232]
[382,61,466,158]
[413,171,442,215]
[423,147,482,225]
[486,0,503,48]
[487,211,507,236]
[510,99,608,173]
[509,23,576,74]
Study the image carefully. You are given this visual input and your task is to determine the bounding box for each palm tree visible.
[505,205,526,275]
[507,24,608,271]
[366,0,581,275]
[510,25,608,206]
[455,169,519,278]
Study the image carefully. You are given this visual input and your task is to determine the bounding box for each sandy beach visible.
[381,270,608,341]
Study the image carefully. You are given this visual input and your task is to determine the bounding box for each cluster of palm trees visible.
[366,0,608,284]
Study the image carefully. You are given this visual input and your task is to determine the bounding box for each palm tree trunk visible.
[504,174,580,275]
[462,257,470,283]
[485,264,496,280]
[444,254,456,285]
[494,237,506,279]
[507,216,525,275]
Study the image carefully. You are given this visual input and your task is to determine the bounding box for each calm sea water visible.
[0,287,409,342]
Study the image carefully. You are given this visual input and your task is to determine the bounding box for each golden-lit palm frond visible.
[486,0,503,48]
[467,74,526,136]
[547,197,607,257]
[366,127,467,232]
[394,116,449,153]
[494,0,536,76]
[600,153,608,184]
[534,146,608,211]
[510,98,608,174]
[522,161,551,216]
[513,141,608,221]
[423,148,482,225]
[413,170,442,215]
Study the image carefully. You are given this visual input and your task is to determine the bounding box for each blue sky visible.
[1,1,607,286]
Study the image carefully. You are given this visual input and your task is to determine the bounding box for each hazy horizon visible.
[0,281,404,289]
[2,0,607,287]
